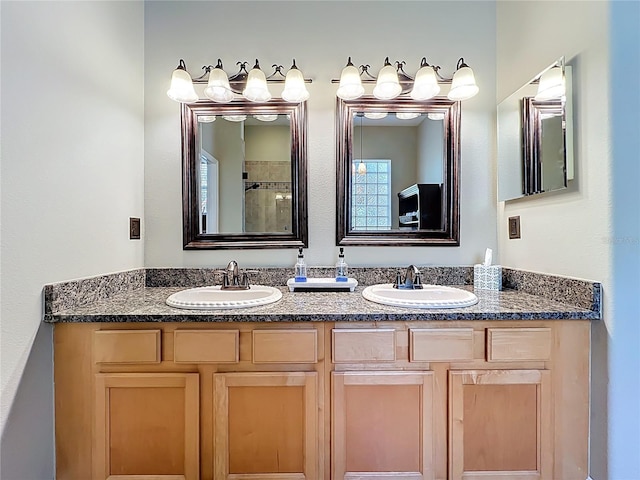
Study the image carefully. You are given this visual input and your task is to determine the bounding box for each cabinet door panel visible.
[214,372,318,479]
[332,371,434,480]
[449,370,552,480]
[94,373,199,480]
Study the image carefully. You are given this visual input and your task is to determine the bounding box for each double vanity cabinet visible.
[53,318,590,480]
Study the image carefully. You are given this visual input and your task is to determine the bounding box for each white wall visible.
[0,1,144,478]
[497,1,639,478]
[144,0,497,268]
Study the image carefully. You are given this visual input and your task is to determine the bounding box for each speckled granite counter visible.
[43,267,602,323]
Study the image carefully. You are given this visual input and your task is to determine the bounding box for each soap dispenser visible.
[335,247,348,282]
[294,247,307,282]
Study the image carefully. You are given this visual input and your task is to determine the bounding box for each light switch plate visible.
[508,216,521,239]
[129,217,141,240]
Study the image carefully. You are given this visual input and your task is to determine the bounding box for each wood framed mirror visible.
[336,96,460,246]
[181,100,308,249]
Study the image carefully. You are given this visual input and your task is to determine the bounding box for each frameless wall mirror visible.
[336,97,460,246]
[498,57,574,201]
[181,100,308,249]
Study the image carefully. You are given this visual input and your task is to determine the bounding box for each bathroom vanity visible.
[46,268,600,480]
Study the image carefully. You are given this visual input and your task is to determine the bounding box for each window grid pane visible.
[351,160,392,231]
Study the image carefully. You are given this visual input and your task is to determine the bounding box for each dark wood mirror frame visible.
[181,100,308,249]
[336,96,460,246]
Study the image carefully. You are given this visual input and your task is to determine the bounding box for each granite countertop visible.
[44,278,601,323]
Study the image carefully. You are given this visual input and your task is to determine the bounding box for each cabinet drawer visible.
[252,329,317,364]
[410,328,474,362]
[94,330,161,364]
[332,329,396,363]
[174,329,239,363]
[487,327,552,362]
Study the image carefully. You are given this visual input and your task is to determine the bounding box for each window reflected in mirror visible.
[336,97,460,246]
[182,100,307,249]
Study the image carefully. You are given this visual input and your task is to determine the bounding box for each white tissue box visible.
[474,264,502,291]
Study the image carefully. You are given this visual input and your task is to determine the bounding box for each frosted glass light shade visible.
[204,68,234,103]
[254,114,278,122]
[396,112,420,120]
[364,112,388,120]
[282,67,310,103]
[448,66,479,101]
[337,64,364,100]
[198,115,216,123]
[373,64,402,100]
[222,114,247,122]
[167,67,198,103]
[410,66,440,100]
[535,66,565,101]
[427,112,445,121]
[357,160,367,175]
[243,67,272,102]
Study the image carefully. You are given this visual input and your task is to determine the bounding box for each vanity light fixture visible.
[197,115,216,123]
[534,66,565,101]
[427,112,445,121]
[333,56,479,102]
[167,58,312,104]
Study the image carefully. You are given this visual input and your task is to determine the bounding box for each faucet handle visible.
[414,271,423,287]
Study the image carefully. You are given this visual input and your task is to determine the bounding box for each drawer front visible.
[410,328,474,362]
[487,327,552,362]
[94,330,161,364]
[252,329,318,364]
[174,329,239,363]
[332,329,396,363]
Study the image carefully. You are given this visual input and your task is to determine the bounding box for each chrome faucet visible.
[393,265,424,290]
[219,261,251,290]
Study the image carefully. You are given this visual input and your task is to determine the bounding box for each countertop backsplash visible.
[43,266,602,323]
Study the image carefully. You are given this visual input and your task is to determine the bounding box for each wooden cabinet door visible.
[449,370,552,480]
[93,372,199,480]
[213,371,319,479]
[332,371,435,480]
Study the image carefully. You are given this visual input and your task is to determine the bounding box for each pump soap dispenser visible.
[294,247,307,282]
[335,247,348,281]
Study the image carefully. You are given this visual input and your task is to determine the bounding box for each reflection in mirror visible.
[182,100,307,249]
[497,58,574,201]
[337,97,460,246]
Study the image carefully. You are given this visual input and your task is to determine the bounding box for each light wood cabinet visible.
[332,371,434,479]
[449,369,552,480]
[93,372,199,480]
[54,320,589,480]
[213,371,318,479]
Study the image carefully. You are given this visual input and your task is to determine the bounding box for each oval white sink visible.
[166,285,282,310]
[362,283,478,309]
